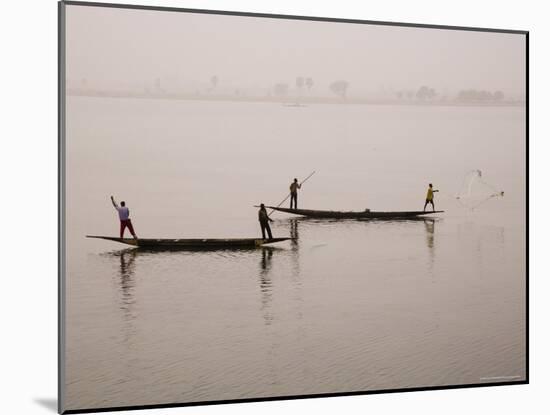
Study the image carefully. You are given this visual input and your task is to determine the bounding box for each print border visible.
[58,1,529,413]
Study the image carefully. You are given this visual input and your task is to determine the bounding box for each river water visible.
[63,97,526,410]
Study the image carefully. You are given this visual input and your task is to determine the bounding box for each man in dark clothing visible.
[258,203,274,239]
[289,178,301,209]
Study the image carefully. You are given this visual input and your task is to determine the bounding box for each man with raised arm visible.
[111,196,138,239]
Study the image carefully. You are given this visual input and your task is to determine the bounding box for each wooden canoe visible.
[266,206,444,219]
[86,235,293,249]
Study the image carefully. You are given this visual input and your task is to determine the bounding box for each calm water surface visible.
[64,98,526,410]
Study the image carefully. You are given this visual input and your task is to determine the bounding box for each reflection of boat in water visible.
[267,206,444,219]
[282,103,307,107]
[87,235,293,249]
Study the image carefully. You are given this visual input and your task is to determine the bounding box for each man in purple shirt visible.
[111,195,138,239]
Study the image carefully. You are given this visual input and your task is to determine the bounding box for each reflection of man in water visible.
[424,219,435,249]
[111,195,138,239]
[119,250,136,279]
[423,183,439,212]
[290,219,299,247]
[424,219,436,276]
[259,248,274,325]
[290,178,301,209]
[261,248,273,271]
[117,250,137,338]
[258,203,274,240]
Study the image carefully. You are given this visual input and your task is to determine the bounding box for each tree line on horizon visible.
[69,75,517,103]
[396,86,506,102]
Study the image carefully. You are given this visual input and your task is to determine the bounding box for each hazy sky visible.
[65,4,526,94]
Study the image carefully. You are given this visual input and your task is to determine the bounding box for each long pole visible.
[268,170,316,216]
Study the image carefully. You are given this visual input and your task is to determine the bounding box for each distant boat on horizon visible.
[283,102,308,107]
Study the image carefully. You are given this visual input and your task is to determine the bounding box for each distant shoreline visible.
[67,90,525,108]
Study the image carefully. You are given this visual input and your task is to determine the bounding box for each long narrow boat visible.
[266,206,444,219]
[86,235,292,249]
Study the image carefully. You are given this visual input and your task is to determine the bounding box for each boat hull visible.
[86,236,293,249]
[267,206,444,219]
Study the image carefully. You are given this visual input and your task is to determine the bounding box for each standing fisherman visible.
[258,203,274,240]
[423,183,439,212]
[289,178,301,209]
[111,195,138,239]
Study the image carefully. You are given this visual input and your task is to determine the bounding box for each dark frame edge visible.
[60,0,528,35]
[58,1,67,414]
[525,31,529,385]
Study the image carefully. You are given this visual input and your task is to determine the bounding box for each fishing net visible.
[454,169,504,210]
